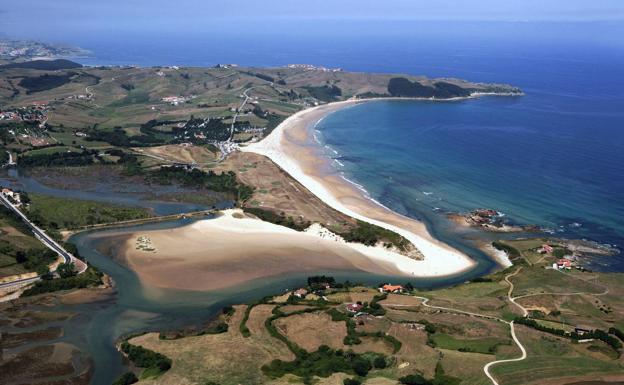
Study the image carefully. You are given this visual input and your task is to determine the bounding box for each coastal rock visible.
[449,208,539,233]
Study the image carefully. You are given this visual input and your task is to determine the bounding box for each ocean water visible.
[315,93,624,271]
[2,17,623,384]
[8,19,623,270]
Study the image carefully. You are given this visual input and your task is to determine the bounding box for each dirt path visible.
[506,267,528,317]
[396,268,528,385]
[485,266,610,385]
[482,268,528,385]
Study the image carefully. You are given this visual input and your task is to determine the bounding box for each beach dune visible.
[243,100,479,277]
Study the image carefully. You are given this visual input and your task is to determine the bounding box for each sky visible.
[1,0,624,27]
[1,0,623,51]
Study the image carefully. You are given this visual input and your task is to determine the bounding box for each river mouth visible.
[59,214,485,385]
[0,164,506,384]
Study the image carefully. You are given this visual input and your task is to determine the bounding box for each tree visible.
[351,357,371,376]
[373,356,387,369]
[157,359,172,371]
[15,250,27,263]
[57,262,76,278]
[112,372,138,385]
[20,191,31,204]
[344,379,361,385]
[399,374,432,385]
[36,264,51,278]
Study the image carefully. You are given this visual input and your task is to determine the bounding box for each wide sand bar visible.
[120,210,412,291]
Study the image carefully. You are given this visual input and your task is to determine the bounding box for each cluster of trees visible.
[241,71,275,83]
[244,208,411,253]
[609,327,624,342]
[263,344,383,383]
[112,372,138,385]
[552,247,573,258]
[307,275,336,290]
[147,167,254,202]
[0,59,82,70]
[361,293,387,316]
[397,362,461,385]
[177,117,231,142]
[387,78,472,99]
[244,207,310,231]
[326,298,393,348]
[22,267,103,296]
[239,301,266,338]
[304,85,342,102]
[0,207,56,273]
[140,119,184,137]
[339,220,410,252]
[18,149,98,168]
[120,341,172,374]
[515,317,622,352]
[87,127,164,147]
[262,304,388,383]
[18,73,74,94]
[17,248,57,276]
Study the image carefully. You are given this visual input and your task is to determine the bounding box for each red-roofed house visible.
[346,303,363,313]
[380,284,403,293]
[293,288,308,298]
[557,259,572,270]
[540,244,554,254]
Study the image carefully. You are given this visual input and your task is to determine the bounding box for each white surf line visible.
[242,100,475,277]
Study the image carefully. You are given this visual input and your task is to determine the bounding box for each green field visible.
[26,193,152,229]
[431,333,509,354]
[0,206,46,278]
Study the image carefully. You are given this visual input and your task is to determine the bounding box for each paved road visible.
[228,86,256,142]
[0,194,87,290]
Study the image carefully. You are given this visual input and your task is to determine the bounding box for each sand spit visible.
[243,99,486,277]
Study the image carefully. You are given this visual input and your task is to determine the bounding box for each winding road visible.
[0,193,87,291]
[387,268,529,385]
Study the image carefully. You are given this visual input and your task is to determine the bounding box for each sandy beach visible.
[243,99,482,277]
[119,210,413,291]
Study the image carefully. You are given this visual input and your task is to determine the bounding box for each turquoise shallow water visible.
[315,93,624,271]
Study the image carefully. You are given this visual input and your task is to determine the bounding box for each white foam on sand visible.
[243,100,478,277]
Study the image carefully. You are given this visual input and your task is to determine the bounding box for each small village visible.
[288,279,407,319]
[0,102,48,126]
[287,64,343,72]
[536,243,582,271]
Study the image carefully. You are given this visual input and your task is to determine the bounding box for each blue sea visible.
[5,19,624,271]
